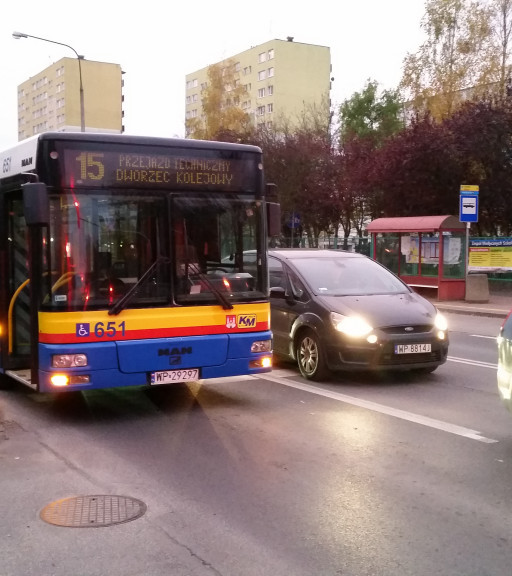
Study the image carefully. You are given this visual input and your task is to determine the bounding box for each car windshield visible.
[290,255,410,296]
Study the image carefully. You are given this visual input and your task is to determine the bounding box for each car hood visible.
[316,292,437,327]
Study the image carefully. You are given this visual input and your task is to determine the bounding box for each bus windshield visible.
[41,190,265,311]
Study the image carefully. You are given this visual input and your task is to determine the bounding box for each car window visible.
[289,255,409,296]
[288,270,308,302]
[269,256,286,289]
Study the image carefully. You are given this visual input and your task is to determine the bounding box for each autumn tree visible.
[401,0,494,119]
[186,60,253,140]
[489,0,512,95]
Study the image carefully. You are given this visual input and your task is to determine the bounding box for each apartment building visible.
[185,38,332,134]
[17,57,124,141]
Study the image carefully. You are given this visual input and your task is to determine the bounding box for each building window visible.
[268,67,274,77]
[192,94,199,102]
[268,49,274,60]
[201,82,208,90]
[186,95,191,104]
[235,61,241,71]
[267,103,273,113]
[256,106,265,116]
[267,85,274,95]
[243,66,252,75]
[258,52,266,63]
[244,83,252,91]
[258,70,266,81]
[258,88,266,98]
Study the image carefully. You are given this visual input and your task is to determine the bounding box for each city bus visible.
[0,132,280,393]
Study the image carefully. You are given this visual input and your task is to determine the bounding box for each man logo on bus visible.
[226,315,236,329]
[237,315,256,328]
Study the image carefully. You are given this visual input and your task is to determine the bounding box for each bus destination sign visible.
[62,149,258,191]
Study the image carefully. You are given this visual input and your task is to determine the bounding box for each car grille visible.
[380,324,433,335]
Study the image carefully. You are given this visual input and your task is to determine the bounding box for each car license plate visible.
[150,368,200,384]
[394,343,432,354]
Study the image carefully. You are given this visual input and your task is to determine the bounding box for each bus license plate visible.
[394,343,431,354]
[151,368,200,384]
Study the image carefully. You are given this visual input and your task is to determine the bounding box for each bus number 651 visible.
[94,321,126,338]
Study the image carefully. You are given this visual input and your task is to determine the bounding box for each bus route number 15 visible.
[76,152,105,181]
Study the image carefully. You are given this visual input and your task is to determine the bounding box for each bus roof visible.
[0,131,263,181]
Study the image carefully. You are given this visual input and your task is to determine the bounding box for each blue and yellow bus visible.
[0,132,280,393]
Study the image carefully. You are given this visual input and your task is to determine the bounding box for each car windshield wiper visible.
[186,262,234,310]
[108,256,170,316]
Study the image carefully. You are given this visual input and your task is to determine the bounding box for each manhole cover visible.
[40,495,147,528]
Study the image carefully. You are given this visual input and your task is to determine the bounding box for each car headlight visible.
[330,312,373,337]
[434,312,448,331]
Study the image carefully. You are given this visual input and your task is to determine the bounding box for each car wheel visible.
[296,329,331,381]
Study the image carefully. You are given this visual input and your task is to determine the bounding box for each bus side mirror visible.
[22,182,49,226]
[267,202,281,238]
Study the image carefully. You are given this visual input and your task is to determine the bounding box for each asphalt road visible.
[1,312,511,576]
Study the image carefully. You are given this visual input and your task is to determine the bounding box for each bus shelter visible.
[367,215,467,300]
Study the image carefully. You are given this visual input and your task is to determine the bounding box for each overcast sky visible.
[1,0,426,151]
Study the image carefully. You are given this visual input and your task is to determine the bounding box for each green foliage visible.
[339,80,404,144]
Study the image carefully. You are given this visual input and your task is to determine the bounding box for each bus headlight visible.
[52,354,88,368]
[251,340,272,353]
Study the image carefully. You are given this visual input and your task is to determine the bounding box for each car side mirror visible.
[270,286,286,299]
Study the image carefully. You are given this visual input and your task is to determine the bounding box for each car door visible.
[269,256,310,358]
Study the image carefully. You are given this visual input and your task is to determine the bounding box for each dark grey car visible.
[269,249,449,380]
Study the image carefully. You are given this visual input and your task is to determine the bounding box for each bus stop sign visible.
[459,185,479,223]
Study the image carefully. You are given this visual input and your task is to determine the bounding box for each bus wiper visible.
[187,263,234,310]
[108,256,170,316]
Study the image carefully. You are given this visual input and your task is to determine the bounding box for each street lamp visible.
[13,31,85,132]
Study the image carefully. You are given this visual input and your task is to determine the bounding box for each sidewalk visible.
[428,292,512,319]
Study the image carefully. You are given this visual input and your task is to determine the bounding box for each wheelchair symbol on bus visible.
[76,323,90,337]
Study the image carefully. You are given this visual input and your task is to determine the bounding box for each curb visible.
[434,305,509,319]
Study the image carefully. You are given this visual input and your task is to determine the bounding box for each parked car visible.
[269,249,449,380]
[497,310,512,412]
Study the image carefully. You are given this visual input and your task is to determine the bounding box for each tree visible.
[372,114,463,217]
[186,60,253,140]
[337,81,405,245]
[401,0,494,119]
[446,97,512,234]
[339,80,404,144]
[489,0,512,95]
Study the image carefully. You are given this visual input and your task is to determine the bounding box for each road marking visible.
[448,356,497,369]
[471,334,498,340]
[257,371,498,444]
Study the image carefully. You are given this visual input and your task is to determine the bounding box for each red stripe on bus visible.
[38,321,270,344]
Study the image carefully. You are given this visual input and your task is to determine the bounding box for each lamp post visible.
[13,31,85,132]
